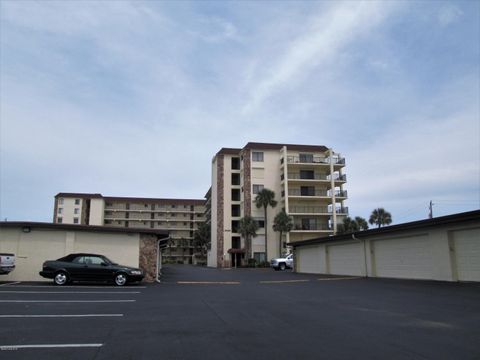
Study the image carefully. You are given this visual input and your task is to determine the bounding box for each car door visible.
[286,254,294,268]
[66,256,87,280]
[84,256,113,281]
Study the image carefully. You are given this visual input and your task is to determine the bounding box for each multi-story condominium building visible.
[53,193,206,264]
[208,142,347,268]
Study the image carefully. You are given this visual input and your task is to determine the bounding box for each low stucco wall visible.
[0,227,140,282]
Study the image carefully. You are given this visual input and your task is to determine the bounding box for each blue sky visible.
[1,0,479,224]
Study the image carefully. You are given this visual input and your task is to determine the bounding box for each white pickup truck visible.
[270,253,294,271]
[0,253,15,275]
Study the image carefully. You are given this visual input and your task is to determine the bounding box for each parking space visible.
[1,266,480,360]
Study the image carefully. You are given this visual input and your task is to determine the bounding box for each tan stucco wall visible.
[0,227,140,282]
[89,198,105,225]
[294,219,480,282]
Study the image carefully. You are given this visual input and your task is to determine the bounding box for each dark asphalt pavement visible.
[1,265,479,360]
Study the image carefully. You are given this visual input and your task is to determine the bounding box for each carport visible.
[291,210,480,282]
[0,222,169,282]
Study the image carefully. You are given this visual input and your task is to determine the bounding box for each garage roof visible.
[0,221,170,237]
[289,210,480,248]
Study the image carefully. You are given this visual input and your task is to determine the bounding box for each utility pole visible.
[428,200,433,219]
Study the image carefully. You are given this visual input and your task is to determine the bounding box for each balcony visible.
[287,156,329,164]
[328,190,348,198]
[335,206,349,215]
[289,206,330,214]
[292,223,331,231]
[328,174,347,182]
[288,189,329,197]
[287,173,328,181]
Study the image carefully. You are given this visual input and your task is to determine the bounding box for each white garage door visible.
[297,246,323,274]
[327,242,362,276]
[453,228,480,282]
[373,235,432,280]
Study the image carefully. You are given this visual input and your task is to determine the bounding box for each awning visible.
[227,248,245,254]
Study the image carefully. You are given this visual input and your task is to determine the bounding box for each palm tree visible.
[237,215,259,261]
[354,216,369,231]
[193,222,211,260]
[340,216,359,233]
[255,188,277,264]
[369,208,392,228]
[273,209,293,256]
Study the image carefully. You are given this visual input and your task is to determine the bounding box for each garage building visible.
[0,222,169,282]
[291,210,480,282]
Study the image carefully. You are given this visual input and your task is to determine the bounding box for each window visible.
[75,199,80,205]
[301,186,315,196]
[231,189,240,201]
[253,184,264,194]
[300,170,315,179]
[74,208,79,214]
[104,220,112,225]
[232,236,241,249]
[106,202,113,207]
[58,208,63,214]
[231,157,240,170]
[144,204,148,208]
[231,205,241,217]
[73,218,79,224]
[255,219,265,228]
[252,151,264,162]
[299,153,313,163]
[171,205,176,209]
[231,173,240,185]
[58,198,64,205]
[231,220,239,233]
[254,252,266,263]
[57,217,63,223]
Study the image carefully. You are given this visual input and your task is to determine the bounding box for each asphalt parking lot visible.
[1,265,479,360]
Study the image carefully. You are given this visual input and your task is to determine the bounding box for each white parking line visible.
[0,291,141,294]
[0,282,21,287]
[0,343,103,350]
[5,285,146,288]
[0,314,123,318]
[0,300,136,303]
[259,279,310,284]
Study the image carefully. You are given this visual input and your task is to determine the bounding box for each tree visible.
[255,188,277,264]
[238,215,259,260]
[273,209,293,256]
[340,216,359,233]
[354,216,369,231]
[193,222,211,259]
[369,208,392,228]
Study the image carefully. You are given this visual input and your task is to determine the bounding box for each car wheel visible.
[279,263,286,271]
[54,271,68,286]
[114,273,127,286]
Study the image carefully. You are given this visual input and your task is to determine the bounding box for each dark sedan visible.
[39,253,144,286]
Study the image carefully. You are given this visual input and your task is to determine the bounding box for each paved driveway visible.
[1,265,479,360]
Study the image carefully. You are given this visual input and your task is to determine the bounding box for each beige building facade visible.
[208,142,347,268]
[53,193,206,264]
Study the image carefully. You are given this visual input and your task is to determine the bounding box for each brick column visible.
[139,234,158,282]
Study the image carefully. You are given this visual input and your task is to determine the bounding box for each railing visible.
[287,156,329,164]
[289,206,329,214]
[328,174,347,182]
[293,223,331,231]
[328,190,348,197]
[335,207,349,214]
[288,173,328,180]
[288,189,328,197]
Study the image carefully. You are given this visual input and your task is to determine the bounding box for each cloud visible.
[242,1,400,114]
[438,4,463,26]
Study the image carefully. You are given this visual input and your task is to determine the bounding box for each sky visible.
[0,0,479,225]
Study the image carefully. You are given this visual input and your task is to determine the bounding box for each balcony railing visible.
[328,190,348,197]
[288,173,328,180]
[287,156,329,164]
[293,223,331,231]
[289,206,330,214]
[288,189,328,197]
[335,207,349,214]
[328,174,347,182]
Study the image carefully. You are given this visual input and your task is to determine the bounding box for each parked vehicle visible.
[270,253,294,271]
[39,253,144,286]
[0,253,15,275]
